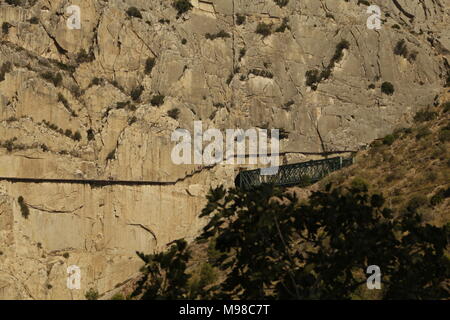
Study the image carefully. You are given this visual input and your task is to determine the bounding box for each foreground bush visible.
[173,0,192,16]
[133,185,449,300]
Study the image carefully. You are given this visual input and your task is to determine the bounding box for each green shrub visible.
[0,62,12,81]
[332,40,350,64]
[305,69,320,89]
[249,69,273,79]
[406,195,428,212]
[18,196,30,219]
[357,0,371,6]
[383,134,396,146]
[111,293,125,300]
[303,40,349,89]
[57,93,77,117]
[70,85,82,97]
[87,129,95,141]
[126,7,142,19]
[2,22,12,34]
[116,101,129,109]
[278,128,289,140]
[6,0,22,6]
[28,16,39,24]
[53,60,76,73]
[189,262,218,298]
[381,82,395,95]
[275,17,290,33]
[351,177,369,192]
[274,0,289,7]
[106,149,116,161]
[394,39,408,58]
[414,110,437,123]
[144,57,156,75]
[442,101,450,113]
[173,0,193,16]
[205,30,231,40]
[63,252,70,259]
[167,108,180,120]
[64,129,73,138]
[256,23,272,37]
[430,189,445,206]
[319,67,332,81]
[207,239,221,264]
[439,129,450,143]
[424,171,438,183]
[415,127,431,140]
[158,18,170,24]
[236,14,246,25]
[150,95,165,106]
[90,77,103,87]
[41,72,63,87]
[408,51,418,62]
[76,49,94,63]
[239,48,246,61]
[85,288,99,300]
[131,85,144,101]
[128,116,137,125]
[4,139,15,152]
[73,131,82,141]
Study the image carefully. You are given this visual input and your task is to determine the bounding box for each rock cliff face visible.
[0,0,448,299]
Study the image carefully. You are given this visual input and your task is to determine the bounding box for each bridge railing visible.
[237,156,354,190]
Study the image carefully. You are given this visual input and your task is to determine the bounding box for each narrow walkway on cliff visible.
[0,150,356,187]
[0,155,354,189]
[236,156,355,190]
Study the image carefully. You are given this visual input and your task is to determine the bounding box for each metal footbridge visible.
[236,156,354,190]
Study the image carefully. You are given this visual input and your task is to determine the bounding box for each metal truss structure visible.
[237,156,354,190]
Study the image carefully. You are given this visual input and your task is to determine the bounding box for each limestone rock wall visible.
[0,0,448,299]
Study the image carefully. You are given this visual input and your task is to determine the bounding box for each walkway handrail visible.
[236,156,354,189]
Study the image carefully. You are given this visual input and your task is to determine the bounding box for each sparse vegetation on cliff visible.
[126,7,142,19]
[167,108,180,120]
[236,14,246,25]
[150,95,165,106]
[76,49,95,64]
[40,71,63,87]
[256,23,272,37]
[0,62,12,81]
[305,40,350,89]
[274,0,289,7]
[18,196,30,219]
[381,81,395,95]
[205,30,231,40]
[2,22,11,34]
[320,101,450,226]
[144,57,156,75]
[85,288,99,300]
[131,85,144,101]
[173,0,192,16]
